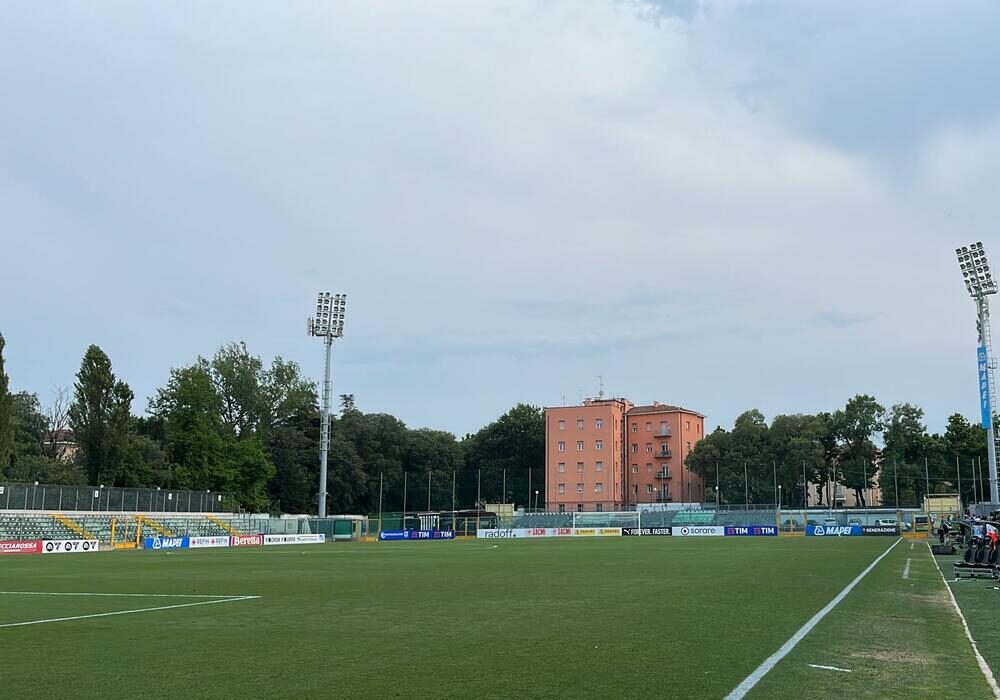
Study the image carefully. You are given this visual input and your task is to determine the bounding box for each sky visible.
[3,1,1000,437]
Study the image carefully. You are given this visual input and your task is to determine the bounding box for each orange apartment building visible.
[545,399,705,512]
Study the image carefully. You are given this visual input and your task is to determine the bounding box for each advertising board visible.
[379,530,455,541]
[621,527,672,536]
[673,526,725,537]
[263,534,326,546]
[861,526,899,536]
[724,526,778,537]
[230,534,264,547]
[42,539,99,554]
[144,536,188,550]
[188,536,231,548]
[0,540,42,555]
[805,525,861,537]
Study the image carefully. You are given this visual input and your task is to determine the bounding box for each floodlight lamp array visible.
[308,291,347,338]
[957,241,998,297]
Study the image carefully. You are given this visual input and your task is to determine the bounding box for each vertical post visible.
[377,472,383,539]
[976,298,1000,504]
[476,470,481,533]
[802,461,807,509]
[318,336,333,518]
[502,468,506,505]
[427,471,431,513]
[527,469,531,512]
[772,460,777,508]
[956,456,962,509]
[862,459,868,514]
[743,461,748,509]
[924,457,930,505]
[893,458,899,508]
[402,472,407,528]
[715,461,720,509]
[451,470,456,514]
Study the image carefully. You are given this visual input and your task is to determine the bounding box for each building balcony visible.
[654,471,672,480]
[654,429,672,438]
[657,449,672,459]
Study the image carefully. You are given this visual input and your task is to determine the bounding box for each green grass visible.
[0,537,994,699]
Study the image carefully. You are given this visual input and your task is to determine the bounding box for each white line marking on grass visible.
[808,664,851,673]
[723,538,901,700]
[0,591,253,599]
[903,559,911,579]
[927,542,1000,699]
[0,596,259,630]
[910,542,914,551]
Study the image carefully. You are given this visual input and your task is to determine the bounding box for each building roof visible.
[627,403,705,418]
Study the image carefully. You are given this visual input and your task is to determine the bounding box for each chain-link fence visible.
[0,482,230,513]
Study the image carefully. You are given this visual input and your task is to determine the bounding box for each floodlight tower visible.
[308,292,346,517]
[956,242,1000,505]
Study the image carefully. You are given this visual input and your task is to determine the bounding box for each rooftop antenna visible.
[597,375,604,399]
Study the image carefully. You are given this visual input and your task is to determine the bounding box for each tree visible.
[0,334,13,473]
[68,345,134,485]
[463,404,544,508]
[833,394,885,506]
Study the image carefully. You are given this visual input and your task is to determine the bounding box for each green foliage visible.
[68,345,134,485]
[463,403,544,507]
[0,334,12,473]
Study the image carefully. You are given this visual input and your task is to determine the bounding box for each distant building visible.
[43,429,78,463]
[544,399,705,512]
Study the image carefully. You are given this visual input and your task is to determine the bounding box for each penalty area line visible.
[0,596,259,630]
[0,591,255,599]
[723,537,901,700]
[927,542,1000,699]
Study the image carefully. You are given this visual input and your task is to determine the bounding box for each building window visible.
[646,484,653,494]
[577,504,584,512]
[558,420,565,431]
[577,419,585,430]
[631,464,638,474]
[558,462,566,472]
[660,464,668,473]
[558,442,565,452]
[645,422,652,432]
[646,463,652,472]
[559,504,565,513]
[687,441,691,451]
[577,462,584,472]
[595,419,603,429]
[595,440,603,451]
[595,482,603,493]
[577,483,584,494]
[577,441,584,451]
[631,423,638,432]
[558,483,566,494]
[596,503,603,512]
[686,420,691,430]
[645,443,652,453]
[595,461,603,472]
[631,444,638,453]
[633,485,639,494]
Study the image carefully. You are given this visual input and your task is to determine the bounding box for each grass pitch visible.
[0,537,995,699]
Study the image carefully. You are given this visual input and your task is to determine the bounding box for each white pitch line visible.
[0,591,252,599]
[723,538,901,700]
[927,542,1000,699]
[0,596,259,630]
[902,559,911,579]
[808,663,851,673]
[910,542,914,551]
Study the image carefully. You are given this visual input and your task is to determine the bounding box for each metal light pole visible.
[308,291,346,517]
[957,242,999,505]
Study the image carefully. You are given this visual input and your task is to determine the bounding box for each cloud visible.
[0,1,997,434]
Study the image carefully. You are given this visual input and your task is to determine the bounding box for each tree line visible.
[686,394,993,508]
[0,334,545,513]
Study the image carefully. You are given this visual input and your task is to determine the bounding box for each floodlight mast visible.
[308,292,346,517]
[957,242,1000,506]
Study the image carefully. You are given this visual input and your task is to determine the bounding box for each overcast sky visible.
[3,1,999,437]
